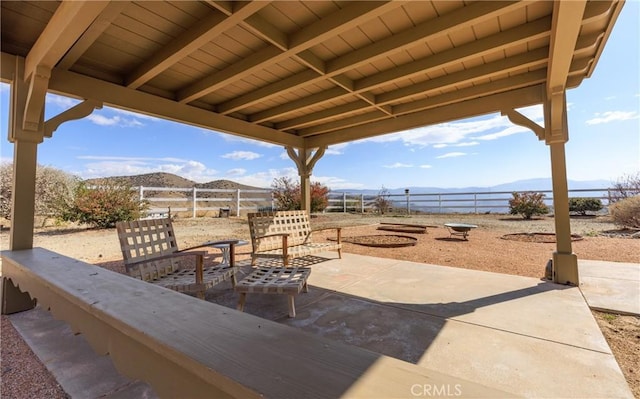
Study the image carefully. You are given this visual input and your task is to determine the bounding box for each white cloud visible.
[586,111,639,125]
[325,143,349,155]
[229,167,297,188]
[222,151,262,161]
[358,105,543,148]
[87,114,144,128]
[436,152,466,159]
[226,168,246,177]
[420,164,432,169]
[383,162,413,168]
[433,141,480,148]
[46,93,80,109]
[78,155,188,163]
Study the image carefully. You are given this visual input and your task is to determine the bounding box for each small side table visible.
[209,240,249,265]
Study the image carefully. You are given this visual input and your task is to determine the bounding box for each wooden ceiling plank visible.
[205,1,233,16]
[243,14,288,50]
[376,47,549,105]
[356,17,551,91]
[305,84,546,148]
[289,1,401,49]
[126,2,268,89]
[186,2,401,110]
[218,69,319,114]
[249,87,349,123]
[251,16,551,125]
[393,70,548,116]
[233,2,539,122]
[326,1,525,75]
[25,1,110,81]
[277,100,370,130]
[57,2,129,70]
[298,70,549,139]
[177,45,282,103]
[298,110,390,137]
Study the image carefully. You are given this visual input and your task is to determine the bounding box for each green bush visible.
[568,197,603,215]
[509,191,549,220]
[271,177,330,213]
[609,196,640,229]
[59,181,148,228]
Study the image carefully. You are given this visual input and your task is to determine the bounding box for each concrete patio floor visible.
[8,253,637,398]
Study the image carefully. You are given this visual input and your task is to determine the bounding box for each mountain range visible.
[85,173,263,191]
[85,173,612,195]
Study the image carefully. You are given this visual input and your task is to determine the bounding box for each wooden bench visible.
[0,248,514,398]
[247,210,342,266]
[116,218,238,299]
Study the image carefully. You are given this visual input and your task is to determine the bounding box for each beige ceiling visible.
[0,1,623,149]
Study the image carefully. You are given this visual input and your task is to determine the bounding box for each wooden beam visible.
[57,2,129,70]
[249,87,348,123]
[126,2,268,89]
[547,1,587,97]
[296,70,547,138]
[305,85,545,148]
[356,17,551,92]
[547,1,586,142]
[24,1,109,81]
[183,1,400,107]
[177,45,282,104]
[327,1,525,75]
[44,62,302,147]
[245,16,551,127]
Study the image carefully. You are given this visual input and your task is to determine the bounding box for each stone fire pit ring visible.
[501,232,583,243]
[342,234,418,248]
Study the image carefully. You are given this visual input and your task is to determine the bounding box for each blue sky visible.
[1,3,638,190]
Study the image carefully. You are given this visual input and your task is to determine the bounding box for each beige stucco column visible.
[549,142,578,284]
[545,91,578,285]
[7,60,48,250]
[285,146,326,213]
[502,91,578,285]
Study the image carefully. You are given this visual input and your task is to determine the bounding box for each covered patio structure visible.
[1,1,627,397]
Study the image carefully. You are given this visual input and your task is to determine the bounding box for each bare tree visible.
[609,172,640,203]
[373,186,392,215]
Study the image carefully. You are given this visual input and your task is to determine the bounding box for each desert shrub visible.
[271,177,329,213]
[0,162,81,220]
[508,191,549,220]
[310,181,329,212]
[609,196,640,229]
[568,197,603,215]
[59,181,148,228]
[373,186,392,214]
[609,172,640,203]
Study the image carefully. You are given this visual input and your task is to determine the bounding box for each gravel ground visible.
[1,213,638,397]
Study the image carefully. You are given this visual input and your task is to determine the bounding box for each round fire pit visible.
[501,232,583,243]
[377,223,427,234]
[342,234,418,248]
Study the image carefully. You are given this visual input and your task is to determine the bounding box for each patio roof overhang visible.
[0,1,625,284]
[0,1,622,147]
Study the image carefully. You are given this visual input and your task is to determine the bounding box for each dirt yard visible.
[1,213,639,398]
